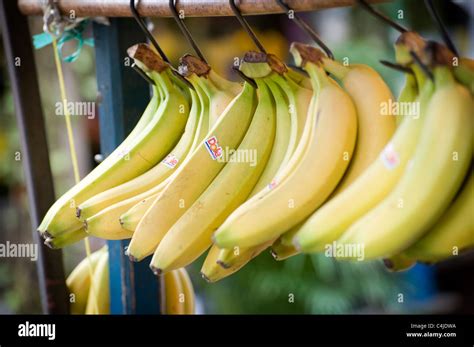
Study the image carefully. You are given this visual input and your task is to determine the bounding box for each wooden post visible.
[0,0,69,314]
[93,18,161,314]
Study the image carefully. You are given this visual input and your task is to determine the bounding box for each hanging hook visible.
[229,0,267,54]
[356,0,408,33]
[410,50,434,81]
[130,0,169,63]
[424,0,459,57]
[276,0,334,60]
[379,60,414,74]
[131,63,156,85]
[232,65,258,88]
[130,0,195,89]
[169,0,208,63]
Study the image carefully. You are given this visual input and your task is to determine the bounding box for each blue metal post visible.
[93,18,161,314]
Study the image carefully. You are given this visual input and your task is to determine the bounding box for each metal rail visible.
[18,0,388,17]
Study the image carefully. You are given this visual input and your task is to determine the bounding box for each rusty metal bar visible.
[18,0,389,17]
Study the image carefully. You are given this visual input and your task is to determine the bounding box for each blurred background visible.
[0,0,472,314]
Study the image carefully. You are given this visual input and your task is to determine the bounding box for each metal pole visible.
[18,0,389,17]
[0,0,69,314]
[93,18,161,314]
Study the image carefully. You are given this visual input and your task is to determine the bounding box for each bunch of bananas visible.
[41,30,472,284]
[66,246,195,314]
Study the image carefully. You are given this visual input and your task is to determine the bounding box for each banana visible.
[212,65,313,273]
[323,60,396,193]
[38,44,190,239]
[337,66,472,260]
[120,76,212,235]
[85,249,110,315]
[403,168,474,263]
[293,67,431,253]
[180,54,241,127]
[127,82,256,261]
[66,246,106,314]
[119,192,160,233]
[200,243,270,283]
[214,43,357,249]
[176,268,195,314]
[271,238,300,261]
[44,226,88,249]
[150,77,275,273]
[77,87,202,221]
[163,270,185,314]
[382,253,416,272]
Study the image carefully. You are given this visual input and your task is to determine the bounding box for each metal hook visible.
[131,63,156,85]
[356,0,408,33]
[424,0,459,57]
[169,0,208,63]
[410,51,434,81]
[232,65,258,89]
[130,0,170,63]
[229,0,267,54]
[276,0,334,60]
[379,60,414,74]
[130,0,195,90]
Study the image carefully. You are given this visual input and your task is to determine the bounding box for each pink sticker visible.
[204,136,223,160]
[162,153,179,168]
[380,143,400,170]
[268,179,278,190]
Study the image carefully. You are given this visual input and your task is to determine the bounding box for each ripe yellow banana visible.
[293,67,432,253]
[338,67,472,260]
[150,78,275,273]
[66,246,106,314]
[127,82,256,261]
[85,248,110,315]
[163,270,185,314]
[214,43,357,249]
[403,168,474,263]
[176,268,195,314]
[271,238,299,261]
[323,59,396,193]
[200,243,270,283]
[77,87,202,221]
[45,226,88,249]
[39,45,190,239]
[213,66,313,273]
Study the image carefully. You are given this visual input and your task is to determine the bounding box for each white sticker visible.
[380,143,400,170]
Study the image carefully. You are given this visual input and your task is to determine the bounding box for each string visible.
[51,37,99,314]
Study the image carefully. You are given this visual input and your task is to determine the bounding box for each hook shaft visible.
[356,0,408,33]
[424,0,459,57]
[276,0,334,60]
[169,0,208,63]
[229,0,267,54]
[379,60,414,74]
[130,0,169,63]
[131,63,156,85]
[409,51,434,81]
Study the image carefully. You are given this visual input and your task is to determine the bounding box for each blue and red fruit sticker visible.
[205,136,223,160]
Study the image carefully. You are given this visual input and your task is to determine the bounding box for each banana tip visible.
[75,208,81,219]
[150,265,163,276]
[270,248,279,260]
[200,272,213,283]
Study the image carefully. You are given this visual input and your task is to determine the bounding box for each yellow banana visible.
[294,67,431,253]
[150,78,275,273]
[338,67,472,260]
[163,270,185,314]
[85,249,110,315]
[403,168,474,263]
[39,45,190,239]
[271,238,300,261]
[127,82,256,261]
[77,87,202,221]
[323,60,396,193]
[176,268,195,314]
[214,43,357,249]
[66,246,106,314]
